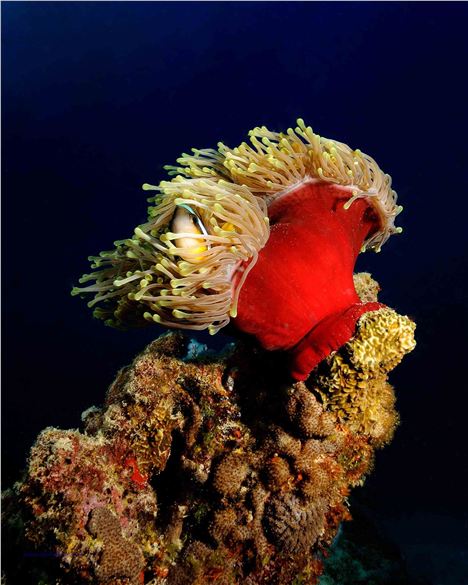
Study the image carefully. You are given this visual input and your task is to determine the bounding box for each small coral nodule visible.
[73,120,407,380]
[264,494,327,555]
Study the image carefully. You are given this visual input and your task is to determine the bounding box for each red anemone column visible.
[233,181,384,380]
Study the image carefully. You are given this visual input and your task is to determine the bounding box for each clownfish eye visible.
[171,204,209,237]
[170,204,210,263]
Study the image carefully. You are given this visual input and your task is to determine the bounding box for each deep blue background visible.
[3,2,468,582]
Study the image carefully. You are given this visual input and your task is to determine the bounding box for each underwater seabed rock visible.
[319,503,431,585]
[2,274,415,585]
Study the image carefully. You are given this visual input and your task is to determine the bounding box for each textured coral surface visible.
[3,276,415,585]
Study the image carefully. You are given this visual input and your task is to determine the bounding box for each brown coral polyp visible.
[264,494,327,555]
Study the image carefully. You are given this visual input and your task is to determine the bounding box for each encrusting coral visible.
[87,507,144,585]
[3,274,415,585]
[310,306,416,446]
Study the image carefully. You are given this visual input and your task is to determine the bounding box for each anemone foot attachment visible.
[290,302,385,381]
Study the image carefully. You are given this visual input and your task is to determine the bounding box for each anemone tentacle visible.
[73,119,402,339]
[73,178,269,332]
[173,119,402,251]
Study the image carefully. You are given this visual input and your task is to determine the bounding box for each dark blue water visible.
[3,3,468,583]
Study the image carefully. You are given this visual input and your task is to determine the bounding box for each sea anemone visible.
[73,119,404,379]
[73,178,269,334]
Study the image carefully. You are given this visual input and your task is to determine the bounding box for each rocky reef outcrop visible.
[3,274,415,585]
